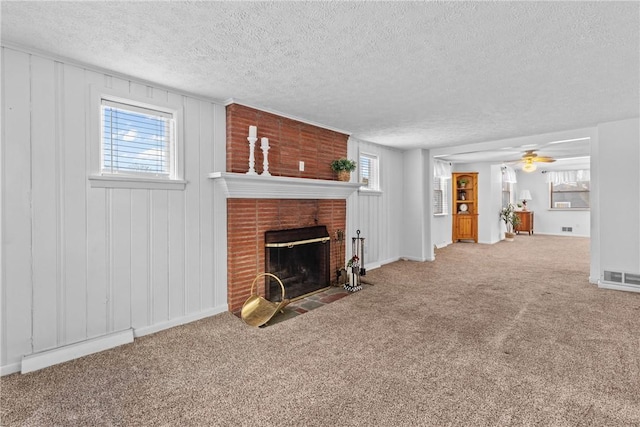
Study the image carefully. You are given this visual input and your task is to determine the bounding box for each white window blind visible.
[101,99,174,176]
[359,153,379,190]
[433,177,449,215]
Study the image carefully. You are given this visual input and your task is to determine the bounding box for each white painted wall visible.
[597,118,640,280]
[347,138,404,269]
[515,170,590,237]
[399,149,433,261]
[432,214,452,249]
[1,47,227,374]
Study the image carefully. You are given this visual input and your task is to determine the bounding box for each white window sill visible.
[358,188,383,196]
[89,175,187,190]
[433,213,449,217]
[547,208,590,212]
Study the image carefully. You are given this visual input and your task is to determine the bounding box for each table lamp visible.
[519,190,532,211]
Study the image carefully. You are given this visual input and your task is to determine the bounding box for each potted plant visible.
[458,178,468,188]
[331,158,357,182]
[500,203,521,241]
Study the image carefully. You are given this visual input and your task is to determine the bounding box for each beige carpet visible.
[2,235,640,426]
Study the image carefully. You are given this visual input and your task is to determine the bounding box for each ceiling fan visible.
[513,150,556,172]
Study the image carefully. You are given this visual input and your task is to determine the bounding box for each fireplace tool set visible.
[344,229,366,292]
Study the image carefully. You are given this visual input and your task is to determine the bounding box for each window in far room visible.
[433,159,452,215]
[359,153,380,191]
[547,170,590,209]
[433,176,449,215]
[501,165,517,208]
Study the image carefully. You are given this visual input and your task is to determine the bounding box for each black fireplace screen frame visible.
[265,226,331,301]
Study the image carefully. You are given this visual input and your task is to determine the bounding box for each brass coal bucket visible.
[241,273,289,327]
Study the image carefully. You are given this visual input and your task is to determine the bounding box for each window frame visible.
[549,180,590,210]
[88,86,186,190]
[433,176,449,216]
[358,152,381,194]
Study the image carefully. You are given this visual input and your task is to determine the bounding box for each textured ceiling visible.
[1,1,639,153]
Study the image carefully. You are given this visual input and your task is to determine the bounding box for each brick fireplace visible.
[224,104,352,313]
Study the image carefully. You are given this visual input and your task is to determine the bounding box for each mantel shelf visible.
[208,172,362,199]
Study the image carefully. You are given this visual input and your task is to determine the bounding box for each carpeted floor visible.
[2,235,640,426]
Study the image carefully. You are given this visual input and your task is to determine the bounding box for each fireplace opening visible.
[265,226,331,301]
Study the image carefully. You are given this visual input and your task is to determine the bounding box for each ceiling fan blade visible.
[532,156,556,163]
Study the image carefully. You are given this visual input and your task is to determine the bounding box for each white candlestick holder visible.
[261,138,271,176]
[246,136,258,175]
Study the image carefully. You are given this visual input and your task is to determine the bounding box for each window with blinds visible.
[359,153,379,190]
[433,177,449,215]
[101,99,175,177]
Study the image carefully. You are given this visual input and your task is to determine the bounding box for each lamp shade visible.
[522,162,537,172]
[519,190,532,201]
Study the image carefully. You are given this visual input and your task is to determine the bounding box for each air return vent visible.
[625,273,640,286]
[561,227,573,232]
[603,270,623,283]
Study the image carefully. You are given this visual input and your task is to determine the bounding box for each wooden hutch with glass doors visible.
[452,172,478,243]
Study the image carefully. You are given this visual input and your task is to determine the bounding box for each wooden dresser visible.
[514,211,534,235]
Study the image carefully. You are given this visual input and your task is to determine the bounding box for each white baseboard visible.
[0,362,22,376]
[435,241,452,249]
[7,305,229,376]
[598,281,640,293]
[133,305,228,338]
[400,255,433,262]
[21,329,134,374]
[379,256,401,265]
[364,262,382,271]
[534,232,590,238]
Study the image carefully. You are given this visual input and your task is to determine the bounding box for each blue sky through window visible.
[102,103,171,175]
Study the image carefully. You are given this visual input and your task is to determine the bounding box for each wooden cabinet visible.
[452,172,478,243]
[515,211,534,235]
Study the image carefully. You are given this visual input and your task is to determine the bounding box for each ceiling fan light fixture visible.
[523,162,537,173]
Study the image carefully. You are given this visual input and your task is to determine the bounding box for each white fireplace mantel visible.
[208,172,362,199]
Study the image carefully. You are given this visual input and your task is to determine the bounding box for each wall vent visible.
[603,270,623,283]
[561,227,573,232]
[624,273,640,286]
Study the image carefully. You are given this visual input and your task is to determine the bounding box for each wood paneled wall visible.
[1,47,227,373]
[346,138,404,268]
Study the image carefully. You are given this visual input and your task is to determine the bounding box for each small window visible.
[502,181,512,209]
[101,99,175,177]
[359,153,380,191]
[548,170,590,209]
[433,177,449,215]
[501,166,516,208]
[550,181,590,209]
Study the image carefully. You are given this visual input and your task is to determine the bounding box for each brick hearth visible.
[226,104,350,313]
